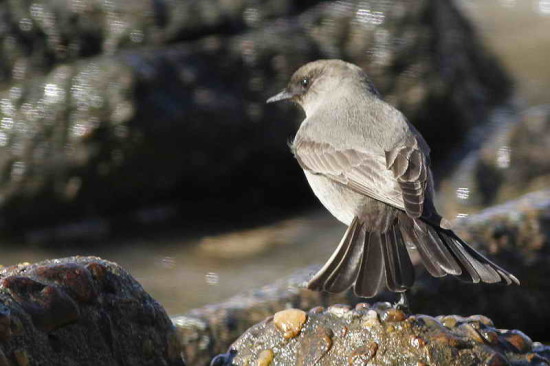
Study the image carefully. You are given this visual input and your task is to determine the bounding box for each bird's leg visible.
[394,291,410,313]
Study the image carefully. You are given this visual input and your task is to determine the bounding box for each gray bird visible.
[267,59,519,304]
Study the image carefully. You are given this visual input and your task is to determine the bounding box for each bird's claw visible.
[394,292,410,313]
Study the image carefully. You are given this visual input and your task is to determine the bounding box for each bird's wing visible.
[384,144,429,218]
[293,138,406,211]
[294,137,435,219]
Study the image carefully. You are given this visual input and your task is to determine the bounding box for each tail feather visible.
[355,232,386,297]
[439,233,500,283]
[459,237,520,285]
[307,217,361,292]
[308,213,519,299]
[415,220,519,286]
[416,223,462,276]
[437,232,482,283]
[399,218,446,278]
[308,215,416,298]
[381,233,399,292]
[381,226,414,292]
[391,224,415,288]
[324,226,365,292]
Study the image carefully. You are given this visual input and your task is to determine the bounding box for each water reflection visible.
[205,272,219,286]
[496,146,511,168]
[355,8,385,25]
[456,187,470,200]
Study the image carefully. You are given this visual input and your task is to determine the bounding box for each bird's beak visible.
[266,89,293,104]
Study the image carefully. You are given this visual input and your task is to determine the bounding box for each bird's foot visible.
[394,292,410,314]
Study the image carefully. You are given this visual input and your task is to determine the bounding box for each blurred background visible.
[0,0,548,316]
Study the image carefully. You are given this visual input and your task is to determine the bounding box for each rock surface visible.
[0,0,302,82]
[176,190,550,364]
[0,256,184,365]
[0,0,511,235]
[219,303,549,366]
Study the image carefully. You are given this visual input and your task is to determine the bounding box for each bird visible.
[266,59,519,306]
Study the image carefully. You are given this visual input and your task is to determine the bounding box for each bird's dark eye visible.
[300,78,309,88]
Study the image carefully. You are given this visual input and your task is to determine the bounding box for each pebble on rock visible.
[349,342,378,365]
[502,330,533,353]
[273,309,307,339]
[381,308,407,323]
[256,349,274,366]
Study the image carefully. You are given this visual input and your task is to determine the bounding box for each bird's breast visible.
[303,171,366,226]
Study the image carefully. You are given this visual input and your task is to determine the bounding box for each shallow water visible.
[0,212,344,314]
[0,1,548,316]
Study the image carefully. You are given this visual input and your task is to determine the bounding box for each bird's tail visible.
[307,213,519,298]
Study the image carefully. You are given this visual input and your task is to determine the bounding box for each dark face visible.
[266,64,324,104]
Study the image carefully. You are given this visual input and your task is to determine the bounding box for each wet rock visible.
[220,303,550,365]
[533,344,550,362]
[0,0,510,236]
[0,304,12,341]
[0,256,184,365]
[1,276,81,332]
[349,342,378,365]
[0,0,300,82]
[296,326,333,365]
[442,105,550,218]
[501,330,533,353]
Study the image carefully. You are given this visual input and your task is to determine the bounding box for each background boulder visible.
[0,256,184,365]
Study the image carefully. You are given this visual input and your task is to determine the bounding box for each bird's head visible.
[266,59,379,114]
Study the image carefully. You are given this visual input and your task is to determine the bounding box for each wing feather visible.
[385,144,429,218]
[294,139,405,210]
[294,137,433,219]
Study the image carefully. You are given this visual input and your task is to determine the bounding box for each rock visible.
[0,0,301,82]
[221,303,550,365]
[0,256,184,365]
[173,267,355,366]
[442,105,550,218]
[0,0,511,236]
[177,190,550,363]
